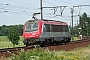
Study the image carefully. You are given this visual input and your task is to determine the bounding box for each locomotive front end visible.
[23,20,41,46]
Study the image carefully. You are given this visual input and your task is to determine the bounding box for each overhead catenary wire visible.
[0,3,38,10]
[44,15,71,23]
[0,0,90,21]
[0,3,39,16]
[9,0,38,7]
[43,12,71,17]
[0,1,39,15]
[43,11,71,19]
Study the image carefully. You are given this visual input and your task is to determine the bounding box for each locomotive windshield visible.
[25,22,38,32]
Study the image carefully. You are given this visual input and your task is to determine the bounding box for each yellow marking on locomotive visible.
[57,32,60,36]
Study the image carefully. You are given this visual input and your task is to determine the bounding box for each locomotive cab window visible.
[33,23,38,31]
[25,22,38,32]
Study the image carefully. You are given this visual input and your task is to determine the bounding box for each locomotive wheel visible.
[64,38,68,44]
[45,39,50,45]
[60,41,63,45]
[26,43,29,46]
[51,38,54,45]
[45,38,55,46]
[39,41,44,47]
[64,38,71,44]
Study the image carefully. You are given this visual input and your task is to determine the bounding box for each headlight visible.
[36,34,39,36]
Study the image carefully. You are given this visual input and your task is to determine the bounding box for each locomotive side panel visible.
[40,23,71,42]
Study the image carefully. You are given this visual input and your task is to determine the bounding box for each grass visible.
[70,37,79,41]
[0,36,24,49]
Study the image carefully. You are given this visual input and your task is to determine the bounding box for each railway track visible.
[70,39,90,44]
[0,37,90,58]
[0,39,89,52]
[0,46,34,52]
[0,46,34,58]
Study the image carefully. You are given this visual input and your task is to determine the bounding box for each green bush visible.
[8,47,89,60]
[8,48,55,60]
[7,28,20,47]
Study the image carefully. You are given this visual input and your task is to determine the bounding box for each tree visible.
[14,24,23,36]
[79,12,90,36]
[0,27,9,36]
[73,12,90,36]
[7,27,20,47]
[0,24,23,36]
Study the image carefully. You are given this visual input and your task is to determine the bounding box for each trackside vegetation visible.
[7,27,20,47]
[0,36,24,49]
[8,46,90,60]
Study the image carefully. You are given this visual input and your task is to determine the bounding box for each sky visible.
[0,0,90,26]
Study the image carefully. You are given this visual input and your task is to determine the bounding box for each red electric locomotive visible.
[23,19,71,46]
